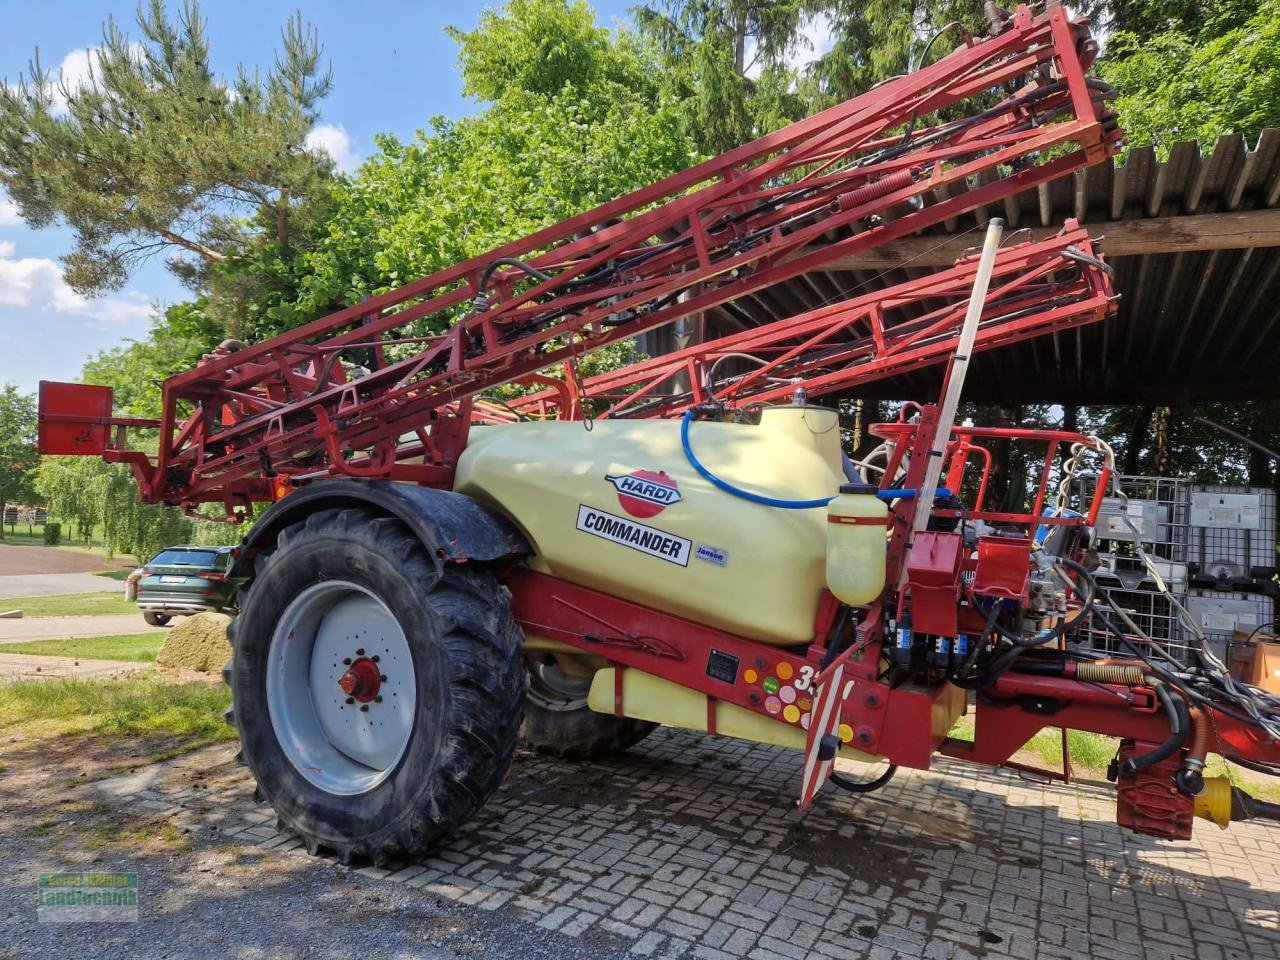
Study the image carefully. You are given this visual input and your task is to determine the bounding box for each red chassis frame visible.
[37,5,1119,517]
[507,408,1280,820]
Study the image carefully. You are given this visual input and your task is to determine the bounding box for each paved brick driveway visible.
[96,729,1280,960]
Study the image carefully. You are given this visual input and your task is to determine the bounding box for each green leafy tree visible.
[633,0,811,153]
[448,0,657,102]
[0,385,39,541]
[802,1,986,108]
[33,458,101,544]
[81,300,223,419]
[34,455,206,560]
[243,0,700,339]
[0,0,336,337]
[1101,0,1280,153]
[1087,0,1252,42]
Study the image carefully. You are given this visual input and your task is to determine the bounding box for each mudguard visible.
[229,479,530,581]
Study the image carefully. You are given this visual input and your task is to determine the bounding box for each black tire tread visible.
[521,678,655,760]
[229,506,524,864]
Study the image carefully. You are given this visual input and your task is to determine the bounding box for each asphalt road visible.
[0,542,119,577]
[0,615,162,643]
[0,572,120,598]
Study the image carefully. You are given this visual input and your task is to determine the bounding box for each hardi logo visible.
[604,470,682,518]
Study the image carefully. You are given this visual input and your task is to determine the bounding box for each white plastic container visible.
[826,482,888,606]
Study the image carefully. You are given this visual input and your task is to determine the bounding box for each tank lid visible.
[839,482,879,495]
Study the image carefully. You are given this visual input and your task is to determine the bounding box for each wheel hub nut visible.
[338,656,382,703]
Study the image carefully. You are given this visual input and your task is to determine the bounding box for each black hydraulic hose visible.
[477,257,554,295]
[1080,575,1277,732]
[951,602,1005,688]
[1049,556,1097,630]
[1247,798,1280,821]
[819,606,854,670]
[1118,682,1189,777]
[1062,551,1279,742]
[974,557,1093,663]
[1235,789,1280,823]
[829,763,898,794]
[1006,658,1065,676]
[310,350,344,397]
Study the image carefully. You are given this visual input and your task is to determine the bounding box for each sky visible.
[0,0,832,397]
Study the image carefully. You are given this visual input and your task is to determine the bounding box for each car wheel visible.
[144,612,172,627]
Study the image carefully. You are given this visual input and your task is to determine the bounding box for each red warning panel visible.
[38,381,114,456]
[798,661,848,809]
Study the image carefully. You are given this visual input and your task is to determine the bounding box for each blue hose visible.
[679,410,950,509]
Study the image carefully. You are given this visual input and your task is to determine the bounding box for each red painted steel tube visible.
[510,223,1113,418]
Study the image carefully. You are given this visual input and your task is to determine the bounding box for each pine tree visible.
[0,0,335,337]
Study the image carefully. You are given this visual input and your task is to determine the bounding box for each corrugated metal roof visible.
[716,129,1280,405]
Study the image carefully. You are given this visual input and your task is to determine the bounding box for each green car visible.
[134,545,238,626]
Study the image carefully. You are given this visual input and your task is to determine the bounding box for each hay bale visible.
[156,611,233,672]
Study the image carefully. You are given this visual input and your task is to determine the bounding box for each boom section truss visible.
[41,5,1118,514]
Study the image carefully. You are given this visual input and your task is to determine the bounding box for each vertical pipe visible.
[901,218,1005,577]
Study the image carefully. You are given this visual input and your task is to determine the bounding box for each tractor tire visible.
[521,654,656,758]
[143,612,171,627]
[228,507,525,864]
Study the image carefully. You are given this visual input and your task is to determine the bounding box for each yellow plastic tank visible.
[826,482,888,606]
[453,406,844,645]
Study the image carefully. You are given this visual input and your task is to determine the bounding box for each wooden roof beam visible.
[812,208,1280,270]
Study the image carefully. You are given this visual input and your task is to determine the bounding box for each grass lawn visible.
[1,528,105,551]
[95,569,134,581]
[948,714,1280,800]
[0,632,163,662]
[0,591,137,617]
[0,675,233,748]
[0,526,140,566]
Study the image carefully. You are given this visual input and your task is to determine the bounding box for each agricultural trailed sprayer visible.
[38,3,1280,862]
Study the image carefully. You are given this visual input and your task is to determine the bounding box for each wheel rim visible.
[266,580,417,796]
[527,657,592,713]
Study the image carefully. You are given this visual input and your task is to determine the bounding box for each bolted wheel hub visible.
[339,657,383,703]
[265,580,416,796]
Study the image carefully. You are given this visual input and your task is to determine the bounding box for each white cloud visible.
[796,13,836,65]
[0,199,19,226]
[305,123,361,173]
[42,46,103,114]
[0,239,150,326]
[92,294,153,326]
[745,13,836,80]
[41,43,143,114]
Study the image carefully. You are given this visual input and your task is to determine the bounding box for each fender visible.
[230,479,530,581]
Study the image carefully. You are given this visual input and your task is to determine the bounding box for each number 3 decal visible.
[794,665,816,691]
